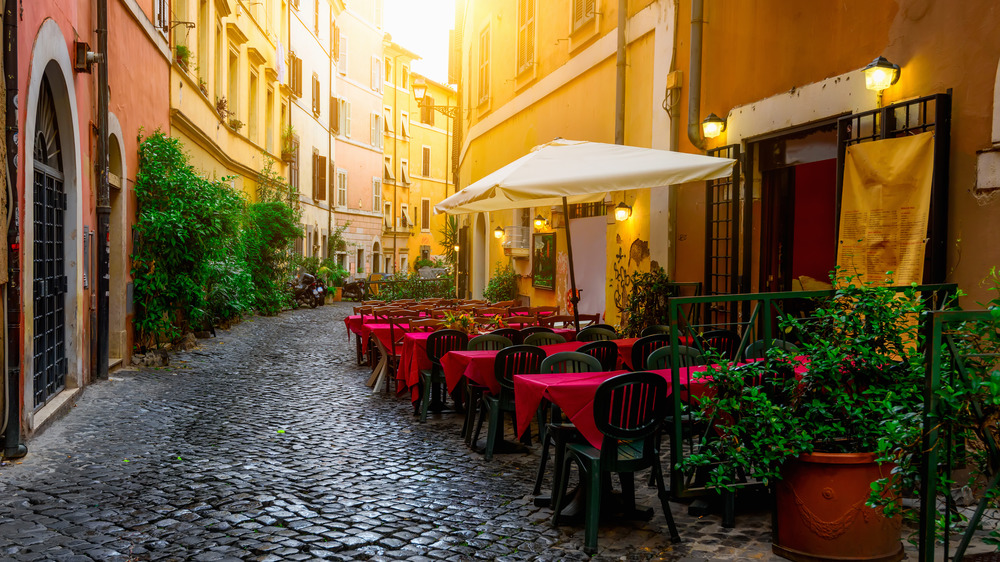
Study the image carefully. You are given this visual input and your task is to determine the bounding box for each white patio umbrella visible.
[434,139,736,328]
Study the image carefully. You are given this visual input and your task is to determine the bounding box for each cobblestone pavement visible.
[0,303,918,561]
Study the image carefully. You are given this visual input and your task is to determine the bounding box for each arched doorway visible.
[31,76,69,408]
[108,119,127,365]
[372,241,381,273]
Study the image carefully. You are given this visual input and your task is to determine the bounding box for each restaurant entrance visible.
[756,122,839,293]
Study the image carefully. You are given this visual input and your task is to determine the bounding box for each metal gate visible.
[836,93,951,282]
[32,78,68,409]
[704,144,742,327]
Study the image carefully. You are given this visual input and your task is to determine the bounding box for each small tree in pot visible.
[683,270,944,561]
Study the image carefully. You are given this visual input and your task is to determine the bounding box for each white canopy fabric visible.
[434,139,736,214]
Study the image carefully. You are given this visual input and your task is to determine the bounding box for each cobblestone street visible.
[0,303,807,560]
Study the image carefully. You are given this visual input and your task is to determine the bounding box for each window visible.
[312,73,321,115]
[400,255,407,272]
[372,177,382,212]
[289,135,300,190]
[341,99,351,137]
[371,55,382,92]
[155,0,169,32]
[294,233,304,256]
[373,0,383,27]
[572,0,596,30]
[383,155,394,181]
[332,22,340,61]
[265,87,274,152]
[248,70,259,142]
[420,95,435,126]
[336,169,347,206]
[421,146,431,176]
[517,0,536,74]
[228,47,239,116]
[400,113,410,138]
[385,57,393,85]
[384,201,392,229]
[400,204,410,228]
[400,160,410,185]
[478,27,491,105]
[421,199,431,231]
[356,249,364,273]
[401,66,409,89]
[383,106,393,134]
[314,0,320,33]
[198,0,209,84]
[338,35,348,75]
[215,21,223,97]
[312,149,327,200]
[330,96,340,134]
[290,52,303,97]
[370,113,382,149]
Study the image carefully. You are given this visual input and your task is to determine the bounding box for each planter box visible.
[773,452,903,562]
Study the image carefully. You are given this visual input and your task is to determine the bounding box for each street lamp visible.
[453,244,460,298]
[862,56,901,108]
[701,113,726,139]
[614,201,632,222]
[494,226,505,239]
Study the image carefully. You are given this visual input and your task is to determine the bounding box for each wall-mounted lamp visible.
[412,77,428,103]
[701,113,726,139]
[453,244,460,252]
[533,214,548,230]
[614,202,633,222]
[862,56,900,92]
[494,226,505,239]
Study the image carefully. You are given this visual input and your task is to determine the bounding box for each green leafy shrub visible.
[243,201,301,315]
[483,262,518,303]
[132,131,247,348]
[373,271,454,301]
[618,267,676,337]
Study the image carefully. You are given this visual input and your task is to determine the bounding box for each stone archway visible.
[108,113,127,365]
[22,19,84,427]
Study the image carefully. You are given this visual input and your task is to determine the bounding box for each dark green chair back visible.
[520,325,554,337]
[594,371,668,470]
[540,351,603,374]
[577,340,617,371]
[494,345,547,396]
[426,329,468,365]
[744,338,800,361]
[524,332,566,347]
[700,329,741,360]
[646,345,704,370]
[640,324,671,337]
[490,327,522,345]
[469,334,513,351]
[576,326,619,342]
[630,334,671,371]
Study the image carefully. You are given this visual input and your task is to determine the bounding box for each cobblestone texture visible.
[0,303,922,560]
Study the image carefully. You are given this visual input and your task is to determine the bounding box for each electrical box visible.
[666,70,683,90]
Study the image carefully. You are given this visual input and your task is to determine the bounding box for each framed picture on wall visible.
[532,232,556,290]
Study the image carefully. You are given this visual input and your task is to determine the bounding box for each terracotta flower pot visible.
[333,287,342,302]
[773,452,903,562]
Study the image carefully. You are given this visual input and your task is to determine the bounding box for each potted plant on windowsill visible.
[175,44,191,70]
[683,270,943,562]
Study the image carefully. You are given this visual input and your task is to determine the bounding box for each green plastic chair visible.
[490,327,522,345]
[533,351,604,496]
[646,345,705,370]
[463,334,513,441]
[630,333,671,370]
[552,371,681,552]
[640,324,671,337]
[418,329,468,422]
[576,326,619,342]
[474,345,547,461]
[577,340,618,371]
[743,338,800,361]
[524,331,566,347]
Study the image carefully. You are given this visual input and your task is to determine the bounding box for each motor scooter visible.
[290,273,323,308]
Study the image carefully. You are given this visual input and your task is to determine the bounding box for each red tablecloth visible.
[359,323,410,354]
[345,314,376,336]
[513,366,712,450]
[397,332,433,390]
[441,341,586,395]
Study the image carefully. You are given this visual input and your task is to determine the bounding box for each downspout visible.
[96,0,111,380]
[614,0,626,145]
[2,0,24,458]
[392,49,398,273]
[664,0,681,276]
[326,15,333,266]
[686,0,706,151]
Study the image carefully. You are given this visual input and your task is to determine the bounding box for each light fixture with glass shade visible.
[534,214,547,230]
[411,77,428,103]
[614,202,632,222]
[453,244,460,252]
[702,113,726,139]
[494,226,505,239]
[862,56,900,92]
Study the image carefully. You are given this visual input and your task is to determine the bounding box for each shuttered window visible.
[517,0,535,74]
[330,97,340,134]
[311,73,320,115]
[338,35,348,75]
[422,146,431,176]
[372,178,382,212]
[336,169,347,207]
[478,27,490,105]
[290,53,303,97]
[421,199,431,231]
[572,0,596,30]
[400,113,410,138]
[400,160,410,185]
[312,149,327,201]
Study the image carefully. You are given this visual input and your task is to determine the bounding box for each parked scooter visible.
[290,273,323,308]
[341,279,365,301]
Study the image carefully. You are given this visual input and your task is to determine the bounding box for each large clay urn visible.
[773,452,903,562]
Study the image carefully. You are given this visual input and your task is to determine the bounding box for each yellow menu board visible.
[836,131,934,285]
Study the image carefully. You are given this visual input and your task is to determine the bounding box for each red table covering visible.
[441,341,586,395]
[513,366,712,450]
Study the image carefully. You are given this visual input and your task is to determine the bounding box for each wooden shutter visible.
[517,0,534,73]
[421,199,430,230]
[330,97,339,133]
[400,114,409,138]
[333,24,340,61]
[422,146,431,176]
[317,155,327,201]
[312,149,320,198]
[291,54,303,97]
[312,74,320,115]
[339,36,348,75]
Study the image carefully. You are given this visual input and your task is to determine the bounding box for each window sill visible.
[569,14,600,54]
[515,63,537,92]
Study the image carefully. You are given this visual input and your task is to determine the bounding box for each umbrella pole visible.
[561,197,581,331]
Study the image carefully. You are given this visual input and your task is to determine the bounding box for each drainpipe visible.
[686,0,706,151]
[614,0,626,145]
[2,0,24,459]
[664,0,681,276]
[326,17,333,265]
[96,0,110,380]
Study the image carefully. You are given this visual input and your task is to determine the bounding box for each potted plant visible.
[442,310,475,334]
[228,117,244,132]
[198,78,208,96]
[175,44,191,69]
[483,262,519,304]
[280,125,296,162]
[215,96,229,120]
[683,271,936,561]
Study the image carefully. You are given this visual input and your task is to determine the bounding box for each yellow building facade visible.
[382,40,457,273]
[170,0,290,200]
[454,0,673,325]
